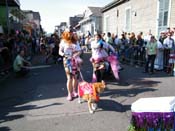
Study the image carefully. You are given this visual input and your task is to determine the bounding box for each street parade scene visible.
[0,0,175,131]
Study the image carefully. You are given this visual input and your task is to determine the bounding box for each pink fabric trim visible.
[78,81,93,97]
[90,57,107,63]
[107,55,119,80]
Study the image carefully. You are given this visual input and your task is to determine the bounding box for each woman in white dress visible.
[154,40,164,70]
[59,30,82,101]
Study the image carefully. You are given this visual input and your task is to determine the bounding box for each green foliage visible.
[128,124,136,131]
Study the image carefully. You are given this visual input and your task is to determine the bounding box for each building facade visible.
[69,14,83,28]
[0,0,24,33]
[79,7,102,36]
[102,0,175,37]
[55,22,67,36]
[23,10,41,36]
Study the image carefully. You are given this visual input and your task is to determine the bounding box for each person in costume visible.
[90,34,108,83]
[59,29,82,101]
[90,34,118,82]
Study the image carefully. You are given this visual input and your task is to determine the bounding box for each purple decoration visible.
[131,112,175,130]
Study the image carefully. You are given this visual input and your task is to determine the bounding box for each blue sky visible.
[20,0,113,33]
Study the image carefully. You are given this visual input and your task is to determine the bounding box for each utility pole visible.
[5,0,10,34]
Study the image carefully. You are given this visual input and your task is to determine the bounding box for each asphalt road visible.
[0,53,175,131]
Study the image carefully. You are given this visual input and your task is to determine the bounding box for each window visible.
[158,0,170,35]
[163,11,168,26]
[159,0,169,27]
[104,16,109,33]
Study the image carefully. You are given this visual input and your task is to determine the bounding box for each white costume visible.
[154,41,164,70]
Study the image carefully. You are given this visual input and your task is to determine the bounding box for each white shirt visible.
[144,35,151,43]
[85,38,90,45]
[91,40,108,59]
[172,35,175,41]
[114,37,120,45]
[59,40,77,57]
[157,41,164,49]
[163,37,174,49]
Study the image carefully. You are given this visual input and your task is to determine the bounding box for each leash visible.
[78,67,84,82]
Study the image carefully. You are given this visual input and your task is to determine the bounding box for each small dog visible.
[78,81,106,114]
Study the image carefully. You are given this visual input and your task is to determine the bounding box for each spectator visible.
[45,34,55,63]
[144,36,157,74]
[119,33,129,62]
[172,28,175,41]
[0,34,8,76]
[106,32,114,46]
[154,40,164,71]
[101,33,106,41]
[0,34,11,74]
[159,31,167,44]
[144,30,152,45]
[163,32,175,73]
[139,31,143,38]
[136,34,145,66]
[13,49,31,77]
[85,35,91,52]
[52,38,62,64]
[166,27,171,35]
[114,34,120,52]
[80,34,85,46]
[129,32,137,65]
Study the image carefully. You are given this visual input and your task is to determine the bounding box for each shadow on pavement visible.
[0,115,24,124]
[0,63,66,125]
[117,78,160,88]
[0,53,172,126]
[102,86,157,98]
[0,127,11,131]
[98,99,131,112]
[0,102,62,124]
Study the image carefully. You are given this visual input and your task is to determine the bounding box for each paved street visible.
[0,53,175,131]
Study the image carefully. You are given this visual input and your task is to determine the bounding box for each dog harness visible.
[78,81,99,102]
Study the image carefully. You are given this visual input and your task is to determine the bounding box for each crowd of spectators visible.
[1,27,175,79]
[0,30,40,78]
[100,28,175,75]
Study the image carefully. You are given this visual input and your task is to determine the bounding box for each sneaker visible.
[67,95,72,101]
[72,91,78,98]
